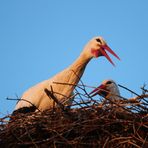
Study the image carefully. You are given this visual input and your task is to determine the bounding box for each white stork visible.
[89,79,124,110]
[13,37,120,114]
[89,80,120,99]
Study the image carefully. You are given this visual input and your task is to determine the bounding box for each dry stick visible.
[109,136,133,143]
[53,81,128,102]
[71,100,92,107]
[70,70,101,105]
[108,94,144,111]
[128,94,148,111]
[50,90,71,100]
[61,93,77,106]
[53,81,133,113]
[132,134,145,145]
[22,122,38,148]
[102,95,132,113]
[118,84,147,108]
[102,137,110,148]
[71,70,92,97]
[118,92,148,112]
[141,84,148,93]
[98,88,147,113]
[44,86,76,108]
[78,95,100,107]
[1,82,148,146]
[52,82,132,108]
[18,138,51,146]
[44,87,73,119]
[142,134,148,148]
[74,87,90,108]
[118,84,141,97]
[129,94,148,100]
[53,80,91,108]
[6,97,41,112]
[72,99,84,108]
[70,69,85,90]
[54,68,98,104]
[129,94,148,103]
[49,86,78,109]
[50,129,71,145]
[65,93,79,108]
[10,130,25,144]
[133,133,146,144]
[132,122,142,143]
[44,87,65,111]
[53,81,100,107]
[53,81,97,90]
[0,115,11,123]
[18,128,71,146]
[128,141,142,148]
[52,83,97,108]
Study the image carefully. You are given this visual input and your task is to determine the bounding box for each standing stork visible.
[13,37,120,114]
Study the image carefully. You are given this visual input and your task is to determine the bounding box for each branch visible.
[44,87,65,111]
[7,97,41,112]
[128,94,148,102]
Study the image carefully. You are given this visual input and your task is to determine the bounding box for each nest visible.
[0,84,148,148]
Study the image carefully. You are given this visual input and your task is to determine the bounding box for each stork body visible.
[15,55,90,111]
[14,37,120,113]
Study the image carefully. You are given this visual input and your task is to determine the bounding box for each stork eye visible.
[106,81,112,84]
[96,38,101,43]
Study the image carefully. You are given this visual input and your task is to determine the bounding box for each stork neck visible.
[69,54,92,72]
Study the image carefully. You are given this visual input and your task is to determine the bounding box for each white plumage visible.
[14,37,120,113]
[89,79,125,111]
[89,79,120,99]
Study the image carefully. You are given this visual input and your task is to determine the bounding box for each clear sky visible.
[0,0,148,115]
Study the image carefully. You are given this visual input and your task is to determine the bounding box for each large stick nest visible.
[0,84,148,148]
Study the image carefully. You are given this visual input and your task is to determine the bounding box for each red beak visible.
[100,44,120,66]
[89,84,107,97]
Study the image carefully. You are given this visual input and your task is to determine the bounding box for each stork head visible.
[89,79,120,98]
[82,36,120,66]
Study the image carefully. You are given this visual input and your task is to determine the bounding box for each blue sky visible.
[0,0,148,115]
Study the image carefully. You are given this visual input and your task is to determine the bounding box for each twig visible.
[44,87,65,111]
[128,94,148,101]
[6,97,41,112]
[118,84,141,97]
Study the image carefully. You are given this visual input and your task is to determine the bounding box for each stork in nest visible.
[13,37,120,114]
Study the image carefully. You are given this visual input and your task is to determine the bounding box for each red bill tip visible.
[100,48,115,66]
[103,44,120,60]
[100,44,120,66]
[89,84,106,97]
